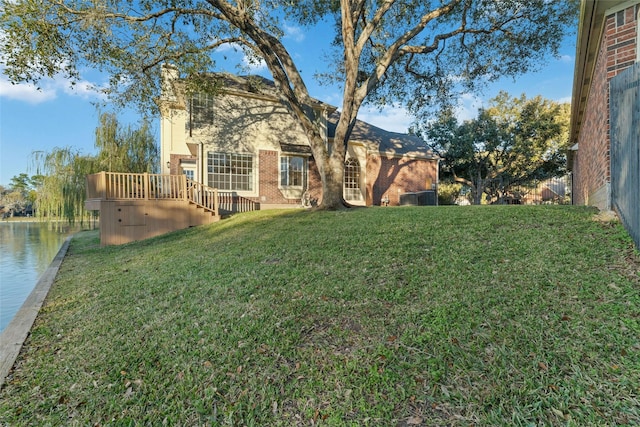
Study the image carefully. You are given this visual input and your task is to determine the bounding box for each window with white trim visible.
[183,168,194,180]
[280,155,306,187]
[207,152,253,191]
[189,93,215,130]
[344,158,363,201]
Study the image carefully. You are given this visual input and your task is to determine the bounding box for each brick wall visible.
[366,154,437,206]
[168,154,196,176]
[257,150,278,204]
[257,150,299,206]
[574,3,638,209]
[256,151,437,207]
[210,150,436,207]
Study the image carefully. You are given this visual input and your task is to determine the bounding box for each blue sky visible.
[0,21,576,187]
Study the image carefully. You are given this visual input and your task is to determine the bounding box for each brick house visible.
[158,66,438,208]
[569,0,639,210]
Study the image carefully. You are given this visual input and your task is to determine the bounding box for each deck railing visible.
[218,192,261,214]
[185,178,219,214]
[86,172,189,201]
[86,172,260,216]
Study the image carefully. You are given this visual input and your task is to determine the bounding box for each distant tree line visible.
[0,174,41,218]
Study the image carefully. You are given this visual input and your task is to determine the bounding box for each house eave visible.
[570,0,639,144]
[366,145,439,160]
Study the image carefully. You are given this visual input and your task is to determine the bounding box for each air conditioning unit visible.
[399,190,437,206]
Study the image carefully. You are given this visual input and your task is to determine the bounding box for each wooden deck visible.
[86,172,222,245]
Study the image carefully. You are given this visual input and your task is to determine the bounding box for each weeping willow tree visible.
[95,112,158,173]
[32,148,98,226]
[31,113,158,224]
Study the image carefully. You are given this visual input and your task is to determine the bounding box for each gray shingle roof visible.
[327,112,437,159]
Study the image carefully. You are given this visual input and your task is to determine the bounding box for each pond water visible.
[0,222,77,332]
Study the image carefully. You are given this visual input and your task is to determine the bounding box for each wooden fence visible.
[610,63,640,249]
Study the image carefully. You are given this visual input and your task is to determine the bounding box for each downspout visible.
[198,142,204,185]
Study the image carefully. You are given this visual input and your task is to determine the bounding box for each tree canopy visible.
[1,0,579,208]
[421,92,571,204]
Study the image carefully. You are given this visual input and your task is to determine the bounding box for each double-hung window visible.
[188,93,215,132]
[280,156,306,187]
[207,152,253,191]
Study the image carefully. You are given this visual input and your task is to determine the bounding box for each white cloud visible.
[559,54,573,63]
[0,78,57,104]
[316,91,342,106]
[357,104,414,133]
[0,67,107,104]
[284,24,305,43]
[215,42,242,53]
[213,41,268,73]
[62,78,107,99]
[454,93,484,122]
[241,55,267,72]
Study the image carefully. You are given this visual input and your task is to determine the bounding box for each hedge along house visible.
[158,65,439,208]
[569,0,639,210]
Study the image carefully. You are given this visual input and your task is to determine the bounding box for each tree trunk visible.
[473,176,483,205]
[320,161,345,210]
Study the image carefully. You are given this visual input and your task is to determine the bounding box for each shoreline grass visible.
[1,206,638,426]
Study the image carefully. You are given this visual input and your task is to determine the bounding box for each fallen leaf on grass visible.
[407,416,423,425]
[538,362,548,371]
[440,385,450,398]
[551,408,564,418]
[124,386,133,399]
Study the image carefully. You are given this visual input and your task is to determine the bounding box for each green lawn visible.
[1,206,638,426]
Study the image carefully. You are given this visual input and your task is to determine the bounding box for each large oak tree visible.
[422,92,571,204]
[1,0,578,209]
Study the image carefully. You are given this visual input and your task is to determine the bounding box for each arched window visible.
[344,158,363,201]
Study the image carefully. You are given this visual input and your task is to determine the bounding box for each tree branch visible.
[50,0,225,23]
[141,37,250,73]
